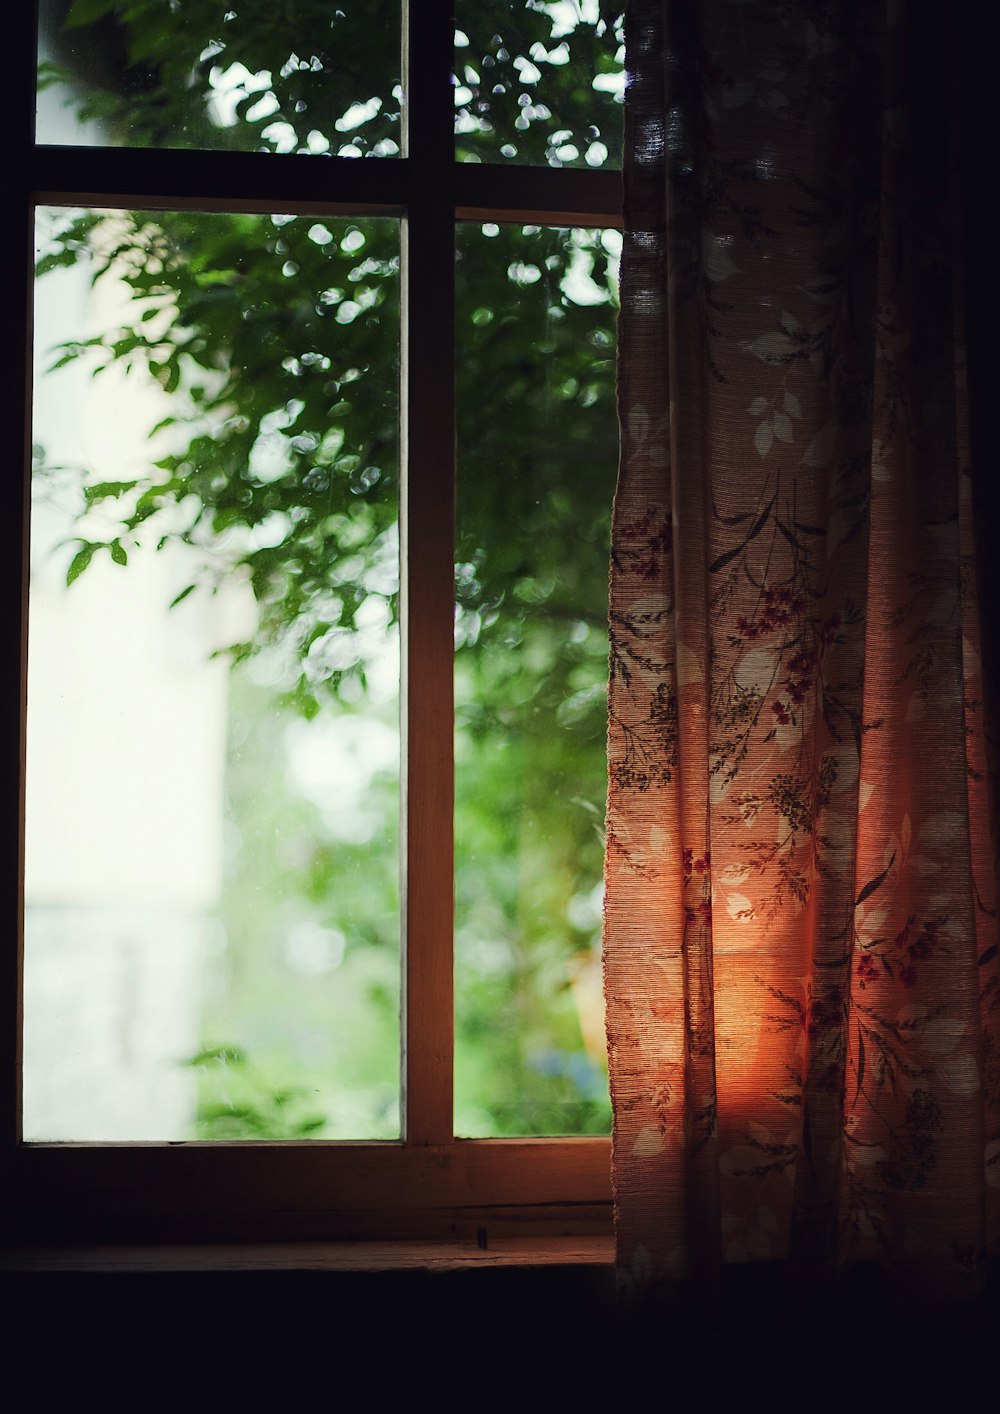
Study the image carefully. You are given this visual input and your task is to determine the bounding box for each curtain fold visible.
[604,0,999,1307]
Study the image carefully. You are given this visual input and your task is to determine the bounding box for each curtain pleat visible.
[605,0,999,1306]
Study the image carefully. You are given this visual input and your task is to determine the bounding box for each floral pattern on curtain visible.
[604,0,999,1304]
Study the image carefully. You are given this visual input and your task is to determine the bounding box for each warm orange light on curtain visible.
[604,0,998,1306]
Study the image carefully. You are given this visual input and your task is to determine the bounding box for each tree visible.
[33,1,622,1137]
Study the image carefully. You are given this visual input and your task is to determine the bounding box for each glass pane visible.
[37,0,401,156]
[454,2,624,168]
[25,206,400,1140]
[454,221,619,1135]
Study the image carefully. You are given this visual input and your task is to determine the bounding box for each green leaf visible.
[65,0,119,28]
[35,248,81,277]
[168,583,197,609]
[66,543,95,586]
[36,61,76,93]
[84,480,137,505]
[109,540,128,566]
[185,1045,248,1068]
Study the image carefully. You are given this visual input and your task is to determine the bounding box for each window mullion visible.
[399,3,456,1146]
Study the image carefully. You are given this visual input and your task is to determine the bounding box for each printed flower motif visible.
[735,585,806,641]
[683,848,711,877]
[782,648,816,705]
[875,914,947,987]
[787,648,817,676]
[856,955,879,987]
[619,505,673,581]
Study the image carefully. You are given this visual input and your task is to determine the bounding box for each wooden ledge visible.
[0,1234,616,1274]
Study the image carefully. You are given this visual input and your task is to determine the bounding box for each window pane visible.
[454,221,619,1136]
[454,2,624,168]
[25,206,400,1140]
[37,1,401,156]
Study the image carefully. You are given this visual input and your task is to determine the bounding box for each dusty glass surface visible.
[24,206,400,1140]
[454,220,619,1136]
[454,2,624,168]
[37,0,401,156]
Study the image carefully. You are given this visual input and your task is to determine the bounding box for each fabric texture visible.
[604,0,998,1305]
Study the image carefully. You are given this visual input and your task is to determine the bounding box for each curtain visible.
[604,0,999,1307]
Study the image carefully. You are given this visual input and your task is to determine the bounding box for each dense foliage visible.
[40,0,623,164]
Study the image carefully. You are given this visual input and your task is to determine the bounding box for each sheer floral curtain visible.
[604,0,998,1306]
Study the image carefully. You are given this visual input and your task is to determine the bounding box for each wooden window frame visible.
[1,3,620,1246]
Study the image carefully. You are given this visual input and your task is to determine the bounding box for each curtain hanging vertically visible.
[604,0,998,1304]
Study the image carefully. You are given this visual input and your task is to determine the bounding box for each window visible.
[4,3,622,1243]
